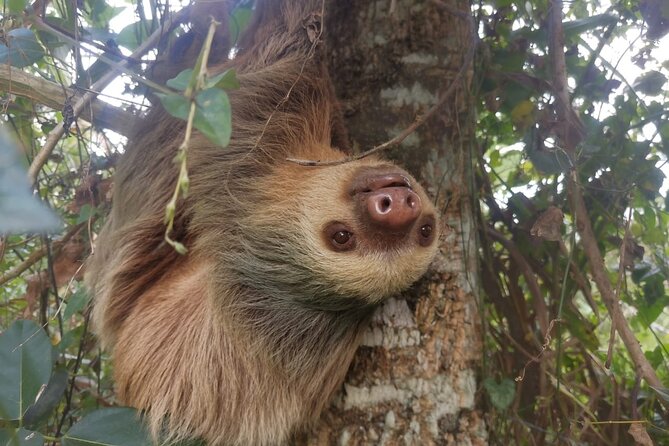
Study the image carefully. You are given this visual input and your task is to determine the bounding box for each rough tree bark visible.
[299,1,486,444]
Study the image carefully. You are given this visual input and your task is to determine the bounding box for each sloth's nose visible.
[366,187,422,230]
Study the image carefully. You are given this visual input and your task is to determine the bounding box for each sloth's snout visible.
[366,185,422,230]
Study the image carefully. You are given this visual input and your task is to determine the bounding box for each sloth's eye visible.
[333,230,352,245]
[325,223,356,252]
[418,219,436,247]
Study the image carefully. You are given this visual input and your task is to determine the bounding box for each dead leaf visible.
[530,206,564,241]
[628,422,654,446]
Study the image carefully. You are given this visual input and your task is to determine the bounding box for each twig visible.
[606,205,633,368]
[548,0,665,394]
[286,2,477,166]
[515,318,562,382]
[0,222,85,287]
[26,6,192,186]
[55,314,90,438]
[556,239,597,317]
[43,235,64,336]
[163,18,220,254]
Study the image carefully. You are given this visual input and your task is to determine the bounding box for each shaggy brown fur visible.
[85,1,440,445]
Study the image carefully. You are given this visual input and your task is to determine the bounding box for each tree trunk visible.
[300,0,486,444]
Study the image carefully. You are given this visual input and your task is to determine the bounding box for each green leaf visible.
[209,69,240,90]
[157,93,191,121]
[61,407,151,446]
[159,89,232,147]
[635,295,668,327]
[483,377,515,411]
[63,289,92,319]
[166,69,195,92]
[23,367,68,429]
[0,127,62,234]
[651,386,669,404]
[116,20,154,51]
[0,28,45,68]
[75,204,96,225]
[7,0,28,13]
[0,320,54,421]
[0,427,44,446]
[86,0,125,29]
[193,88,232,147]
[562,14,618,36]
[633,71,667,96]
[228,3,253,44]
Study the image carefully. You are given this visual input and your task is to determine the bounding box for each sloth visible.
[85,1,440,445]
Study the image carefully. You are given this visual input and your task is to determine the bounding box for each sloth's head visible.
[231,153,440,310]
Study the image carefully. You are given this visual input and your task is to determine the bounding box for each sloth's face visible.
[236,154,440,309]
[293,160,440,304]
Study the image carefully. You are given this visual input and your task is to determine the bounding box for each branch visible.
[548,0,664,392]
[0,65,136,135]
[287,1,477,166]
[566,178,664,390]
[26,6,192,186]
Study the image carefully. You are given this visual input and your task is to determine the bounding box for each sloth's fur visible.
[85,1,440,444]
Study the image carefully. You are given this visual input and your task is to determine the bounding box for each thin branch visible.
[556,239,597,317]
[26,6,192,185]
[606,205,633,368]
[515,318,562,382]
[287,2,477,166]
[0,65,136,135]
[566,176,664,390]
[32,17,174,96]
[55,314,90,438]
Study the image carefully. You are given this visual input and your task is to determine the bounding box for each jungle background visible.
[0,0,668,444]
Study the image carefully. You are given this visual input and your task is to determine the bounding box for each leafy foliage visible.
[475,0,669,443]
